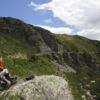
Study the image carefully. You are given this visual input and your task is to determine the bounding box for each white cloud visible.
[37,25,73,35]
[77,29,100,40]
[29,0,100,40]
[29,2,38,8]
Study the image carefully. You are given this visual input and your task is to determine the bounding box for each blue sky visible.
[0,0,68,27]
[0,0,47,25]
[0,0,100,40]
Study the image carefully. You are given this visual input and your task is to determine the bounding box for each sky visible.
[0,0,100,41]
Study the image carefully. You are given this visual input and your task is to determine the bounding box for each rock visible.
[0,75,74,100]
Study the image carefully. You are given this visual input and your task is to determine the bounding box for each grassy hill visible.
[0,17,100,100]
[0,17,57,77]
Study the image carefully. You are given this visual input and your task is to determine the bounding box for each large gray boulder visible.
[0,75,74,100]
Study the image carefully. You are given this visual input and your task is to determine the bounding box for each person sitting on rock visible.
[0,56,16,87]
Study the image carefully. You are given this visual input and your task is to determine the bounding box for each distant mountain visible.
[0,17,100,100]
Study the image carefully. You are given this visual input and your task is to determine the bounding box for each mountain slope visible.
[0,17,100,100]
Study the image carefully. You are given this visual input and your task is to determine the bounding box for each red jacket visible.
[0,60,4,69]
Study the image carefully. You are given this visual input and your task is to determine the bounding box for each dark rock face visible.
[63,52,100,71]
[34,27,59,52]
[46,51,100,72]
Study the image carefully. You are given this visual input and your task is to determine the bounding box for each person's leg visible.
[4,73,12,82]
[0,69,11,86]
[1,69,17,85]
[4,73,17,85]
[2,76,11,86]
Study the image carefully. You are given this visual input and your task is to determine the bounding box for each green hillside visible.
[0,17,100,100]
[0,35,57,76]
[56,34,100,53]
[0,17,57,77]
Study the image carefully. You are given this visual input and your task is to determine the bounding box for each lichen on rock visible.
[0,75,74,100]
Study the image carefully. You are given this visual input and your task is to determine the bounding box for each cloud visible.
[29,0,100,40]
[37,25,73,34]
[44,19,52,24]
[77,29,100,40]
[29,2,38,8]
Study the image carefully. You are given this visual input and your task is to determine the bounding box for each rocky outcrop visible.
[0,75,74,100]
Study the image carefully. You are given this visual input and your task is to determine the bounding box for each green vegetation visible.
[0,34,34,56]
[0,30,57,77]
[56,34,100,53]
[4,56,56,77]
